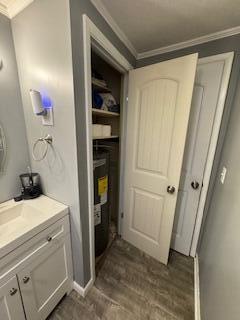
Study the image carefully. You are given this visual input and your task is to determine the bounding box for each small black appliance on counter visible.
[15,172,42,201]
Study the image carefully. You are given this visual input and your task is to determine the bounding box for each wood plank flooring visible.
[48,238,194,320]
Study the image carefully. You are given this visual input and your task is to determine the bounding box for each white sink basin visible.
[0,202,42,226]
[0,195,68,258]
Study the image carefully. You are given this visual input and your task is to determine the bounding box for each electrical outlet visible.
[220,166,227,184]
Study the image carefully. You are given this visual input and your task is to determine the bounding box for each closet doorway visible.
[83,14,133,285]
[91,50,123,271]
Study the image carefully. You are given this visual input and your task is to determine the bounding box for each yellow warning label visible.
[98,176,108,196]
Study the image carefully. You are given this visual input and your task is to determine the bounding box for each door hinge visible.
[121,212,124,219]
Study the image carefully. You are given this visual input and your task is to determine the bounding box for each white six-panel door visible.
[122,54,198,264]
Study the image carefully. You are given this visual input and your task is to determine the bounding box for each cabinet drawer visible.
[0,215,70,282]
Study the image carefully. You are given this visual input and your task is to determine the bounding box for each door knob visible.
[10,288,18,296]
[23,276,30,284]
[167,186,175,194]
[191,181,200,190]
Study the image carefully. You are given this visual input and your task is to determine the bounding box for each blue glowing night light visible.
[41,95,53,109]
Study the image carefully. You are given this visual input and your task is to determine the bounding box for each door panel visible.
[123,54,198,264]
[136,79,178,174]
[131,188,164,242]
[172,60,225,255]
[0,276,25,320]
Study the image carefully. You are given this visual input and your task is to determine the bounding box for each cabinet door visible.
[0,276,25,320]
[18,235,72,320]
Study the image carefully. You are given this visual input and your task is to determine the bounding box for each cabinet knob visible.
[10,288,18,296]
[47,236,52,242]
[23,276,30,284]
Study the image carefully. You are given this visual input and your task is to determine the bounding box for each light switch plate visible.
[42,109,54,126]
[220,166,227,184]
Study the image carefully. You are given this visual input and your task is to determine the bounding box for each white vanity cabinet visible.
[0,213,73,320]
[18,232,72,320]
[0,276,26,320]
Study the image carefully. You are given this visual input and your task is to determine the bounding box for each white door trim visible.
[194,254,201,320]
[82,14,133,290]
[190,52,234,257]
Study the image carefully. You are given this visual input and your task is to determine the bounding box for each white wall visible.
[11,0,84,285]
[0,14,30,203]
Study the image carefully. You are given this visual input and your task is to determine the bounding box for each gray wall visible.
[0,14,30,203]
[137,35,240,319]
[69,0,136,285]
[11,0,84,285]
[198,73,240,320]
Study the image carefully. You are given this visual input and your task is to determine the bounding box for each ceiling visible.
[98,0,240,55]
[1,0,240,58]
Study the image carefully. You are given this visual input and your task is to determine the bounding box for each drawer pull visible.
[23,276,30,284]
[47,236,52,242]
[10,288,18,296]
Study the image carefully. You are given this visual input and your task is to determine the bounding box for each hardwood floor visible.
[49,238,194,320]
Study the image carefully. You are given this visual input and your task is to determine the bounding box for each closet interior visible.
[91,49,122,272]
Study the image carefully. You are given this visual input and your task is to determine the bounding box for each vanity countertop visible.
[0,195,68,259]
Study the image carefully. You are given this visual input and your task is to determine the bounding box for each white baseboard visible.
[72,278,94,298]
[194,254,201,320]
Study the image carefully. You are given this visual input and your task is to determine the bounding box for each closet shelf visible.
[92,135,119,140]
[92,108,120,117]
[92,79,111,93]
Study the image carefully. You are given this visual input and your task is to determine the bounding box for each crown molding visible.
[7,0,33,18]
[90,0,137,58]
[0,0,33,18]
[138,25,240,59]
[0,3,8,16]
